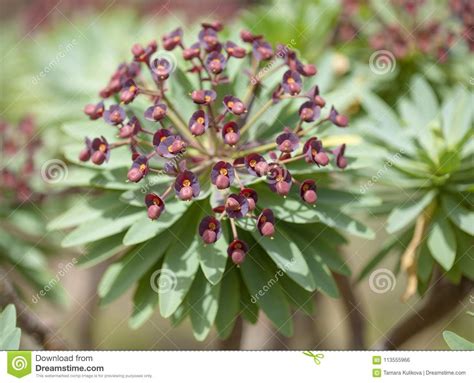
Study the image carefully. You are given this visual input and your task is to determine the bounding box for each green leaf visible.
[279,275,315,315]
[198,237,229,285]
[386,191,436,233]
[239,280,259,324]
[239,232,293,337]
[441,87,473,147]
[417,242,434,283]
[77,233,126,268]
[251,227,316,291]
[159,206,203,318]
[443,331,474,350]
[98,232,173,305]
[122,199,190,245]
[129,266,160,329]
[442,195,474,236]
[215,267,240,339]
[188,270,221,341]
[0,305,21,350]
[62,205,143,247]
[427,214,457,271]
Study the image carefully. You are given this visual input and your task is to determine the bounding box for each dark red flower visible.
[174,170,200,201]
[333,144,348,169]
[151,58,173,81]
[223,95,247,115]
[145,193,165,220]
[84,101,104,120]
[282,70,302,95]
[303,137,329,166]
[120,79,138,104]
[103,104,126,125]
[276,131,299,153]
[211,161,235,189]
[162,27,183,51]
[240,29,262,43]
[328,106,348,127]
[191,89,216,105]
[206,52,226,74]
[244,153,268,176]
[225,41,246,58]
[252,39,273,61]
[183,42,201,60]
[90,136,110,165]
[225,193,249,219]
[257,208,275,237]
[156,135,186,158]
[152,128,172,146]
[239,188,258,211]
[300,179,317,204]
[188,110,208,136]
[227,239,248,265]
[79,137,92,162]
[266,163,292,196]
[199,27,220,52]
[119,116,141,138]
[199,216,222,244]
[222,121,240,146]
[201,21,223,32]
[145,102,167,121]
[307,86,326,107]
[299,101,320,122]
[131,40,157,63]
[127,155,149,182]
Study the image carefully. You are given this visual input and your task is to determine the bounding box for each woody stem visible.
[229,218,239,239]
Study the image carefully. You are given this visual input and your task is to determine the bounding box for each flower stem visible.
[229,218,238,239]
[240,99,274,136]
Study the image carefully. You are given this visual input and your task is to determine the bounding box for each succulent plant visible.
[355,76,473,300]
[53,22,376,341]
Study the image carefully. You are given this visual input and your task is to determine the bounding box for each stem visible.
[278,153,306,165]
[240,99,274,136]
[229,218,238,239]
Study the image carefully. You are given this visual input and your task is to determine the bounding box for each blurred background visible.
[1,0,472,350]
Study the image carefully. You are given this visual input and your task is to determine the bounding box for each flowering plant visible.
[54,22,375,340]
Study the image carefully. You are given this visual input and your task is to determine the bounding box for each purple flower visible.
[79,137,92,162]
[333,144,348,169]
[276,131,299,153]
[199,27,220,52]
[225,193,249,219]
[119,116,141,138]
[103,105,126,125]
[306,86,326,107]
[240,29,263,43]
[127,155,149,182]
[156,135,186,158]
[266,163,292,196]
[120,79,138,104]
[303,137,329,167]
[239,188,258,211]
[145,193,165,220]
[282,70,302,95]
[183,42,201,60]
[191,89,216,105]
[300,179,318,204]
[162,27,183,51]
[188,110,208,136]
[152,128,172,146]
[225,41,246,58]
[145,103,167,121]
[90,136,110,165]
[131,40,157,63]
[222,121,240,146]
[151,58,173,81]
[211,161,235,189]
[199,216,222,244]
[298,101,320,122]
[257,208,275,237]
[174,170,200,201]
[223,95,247,115]
[252,39,273,61]
[84,101,104,120]
[227,239,248,265]
[206,52,226,74]
[244,153,268,176]
[328,106,348,127]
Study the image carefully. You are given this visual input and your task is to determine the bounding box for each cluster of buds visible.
[0,117,42,204]
[81,23,348,265]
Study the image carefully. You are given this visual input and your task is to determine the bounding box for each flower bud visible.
[147,204,163,220]
[91,150,106,165]
[179,186,194,201]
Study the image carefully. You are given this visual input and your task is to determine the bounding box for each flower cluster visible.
[81,23,348,265]
[0,116,42,204]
